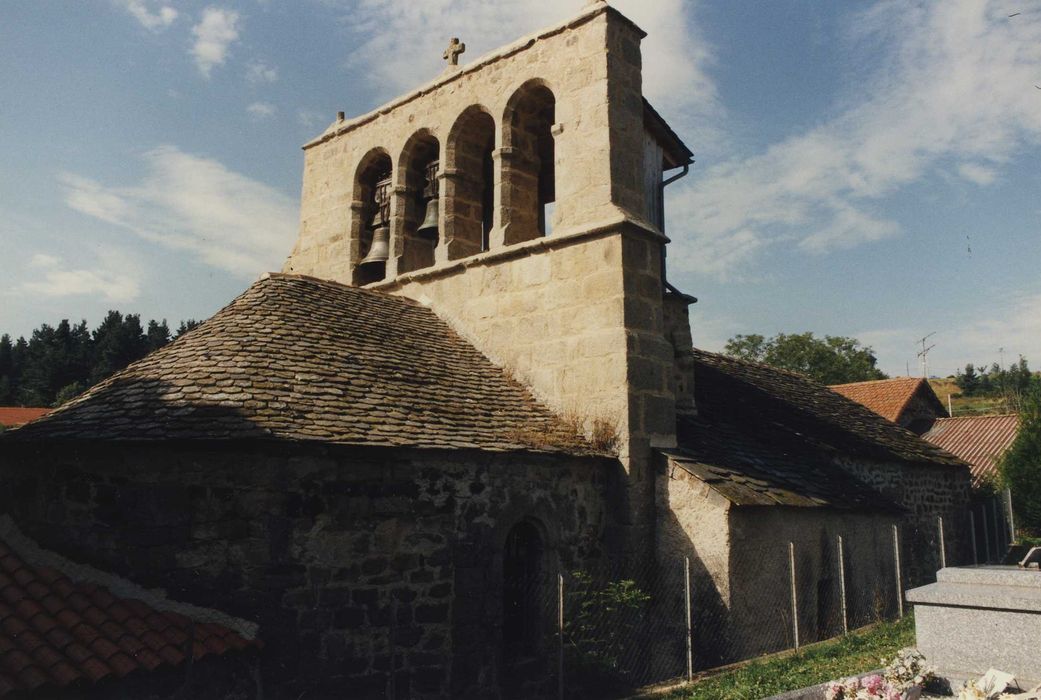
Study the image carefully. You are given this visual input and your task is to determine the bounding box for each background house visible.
[830,377,948,435]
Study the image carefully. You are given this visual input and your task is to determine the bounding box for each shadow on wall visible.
[0,375,633,699]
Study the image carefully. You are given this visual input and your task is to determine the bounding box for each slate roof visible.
[693,351,963,468]
[6,274,585,453]
[666,351,967,509]
[829,377,946,425]
[0,517,258,698]
[0,409,50,429]
[922,414,1020,486]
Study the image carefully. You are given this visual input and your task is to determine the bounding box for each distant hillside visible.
[929,378,1015,417]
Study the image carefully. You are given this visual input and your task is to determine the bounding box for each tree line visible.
[954,356,1039,406]
[723,332,888,385]
[0,312,200,408]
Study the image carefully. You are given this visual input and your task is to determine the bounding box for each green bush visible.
[1000,387,1041,535]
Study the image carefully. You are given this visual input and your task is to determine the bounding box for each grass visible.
[661,615,914,700]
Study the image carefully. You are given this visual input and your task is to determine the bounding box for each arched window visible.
[398,131,440,273]
[445,106,496,258]
[502,81,556,244]
[353,149,393,286]
[502,520,544,660]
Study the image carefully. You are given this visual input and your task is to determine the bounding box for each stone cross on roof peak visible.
[443,38,465,66]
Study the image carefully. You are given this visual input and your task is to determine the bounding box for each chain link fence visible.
[510,503,1017,699]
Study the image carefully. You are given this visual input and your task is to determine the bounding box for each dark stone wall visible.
[835,456,973,583]
[0,441,622,699]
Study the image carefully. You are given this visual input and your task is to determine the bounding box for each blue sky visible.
[1,0,1039,378]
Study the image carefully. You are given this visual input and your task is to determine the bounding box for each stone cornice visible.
[367,212,668,293]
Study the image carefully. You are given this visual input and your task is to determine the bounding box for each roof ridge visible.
[829,376,922,389]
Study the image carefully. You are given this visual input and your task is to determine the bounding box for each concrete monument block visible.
[907,566,1041,686]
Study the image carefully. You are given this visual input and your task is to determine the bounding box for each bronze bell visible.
[416,160,439,240]
[360,176,392,266]
[360,224,390,266]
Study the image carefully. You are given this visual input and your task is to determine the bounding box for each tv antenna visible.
[916,332,936,378]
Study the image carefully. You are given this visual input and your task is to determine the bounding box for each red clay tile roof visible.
[922,414,1020,486]
[5,274,586,454]
[829,377,946,424]
[0,409,50,428]
[0,517,259,697]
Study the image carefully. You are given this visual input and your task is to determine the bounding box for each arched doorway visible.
[502,520,544,660]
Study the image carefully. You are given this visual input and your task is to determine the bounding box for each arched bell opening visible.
[397,130,440,274]
[502,519,545,662]
[352,149,393,286]
[502,81,556,245]
[445,106,496,259]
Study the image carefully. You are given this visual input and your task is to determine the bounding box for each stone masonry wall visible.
[727,508,900,664]
[834,457,973,584]
[0,442,621,698]
[375,227,676,562]
[284,4,653,284]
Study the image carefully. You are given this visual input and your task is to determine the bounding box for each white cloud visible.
[21,251,142,303]
[191,7,241,78]
[247,101,276,120]
[667,0,1041,279]
[297,109,328,131]
[327,0,720,144]
[246,60,279,84]
[957,162,998,186]
[859,290,1041,377]
[60,146,298,278]
[117,0,177,31]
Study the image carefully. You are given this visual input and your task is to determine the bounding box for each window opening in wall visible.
[503,82,556,244]
[358,174,391,284]
[446,107,495,259]
[400,132,440,273]
[503,520,544,660]
[481,148,494,251]
[354,151,393,286]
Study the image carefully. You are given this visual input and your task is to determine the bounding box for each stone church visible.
[1,3,971,698]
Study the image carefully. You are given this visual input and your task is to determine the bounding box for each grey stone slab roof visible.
[664,350,968,510]
[6,274,587,454]
[691,350,965,469]
[667,415,898,511]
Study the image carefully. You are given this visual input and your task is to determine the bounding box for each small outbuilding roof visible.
[5,274,585,454]
[0,517,259,698]
[829,377,946,425]
[695,352,963,468]
[668,351,967,510]
[922,414,1020,486]
[0,408,50,428]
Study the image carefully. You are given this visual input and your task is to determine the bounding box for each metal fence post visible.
[558,572,564,700]
[789,542,800,650]
[1006,488,1016,544]
[937,516,946,569]
[892,525,903,618]
[982,505,991,563]
[991,498,1002,560]
[969,510,978,565]
[837,535,848,635]
[684,556,692,682]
